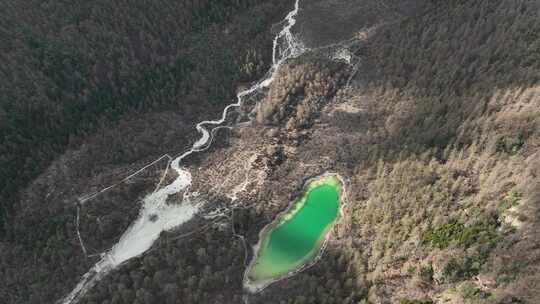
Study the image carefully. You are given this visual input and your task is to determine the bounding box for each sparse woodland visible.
[1,0,540,303]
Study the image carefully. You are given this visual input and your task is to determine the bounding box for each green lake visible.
[245,175,343,290]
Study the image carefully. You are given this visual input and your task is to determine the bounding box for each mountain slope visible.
[1,0,539,303]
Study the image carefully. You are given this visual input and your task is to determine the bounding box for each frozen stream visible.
[59,1,306,303]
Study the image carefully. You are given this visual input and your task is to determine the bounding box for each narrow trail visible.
[59,1,307,303]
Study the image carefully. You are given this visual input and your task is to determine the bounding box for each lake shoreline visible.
[243,172,346,293]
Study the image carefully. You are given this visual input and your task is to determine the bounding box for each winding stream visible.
[60,1,306,303]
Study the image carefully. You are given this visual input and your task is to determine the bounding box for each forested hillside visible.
[248,0,540,302]
[79,1,539,303]
[1,0,539,303]
[0,0,292,302]
[0,0,289,234]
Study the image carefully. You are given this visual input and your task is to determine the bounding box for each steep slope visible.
[0,1,293,303]
[1,0,539,303]
[243,1,540,303]
[0,0,291,233]
[78,0,540,297]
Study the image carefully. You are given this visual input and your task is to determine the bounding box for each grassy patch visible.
[423,213,500,249]
[499,189,522,212]
[424,212,502,283]
[407,265,417,275]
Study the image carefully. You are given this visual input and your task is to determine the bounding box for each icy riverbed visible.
[60,0,306,303]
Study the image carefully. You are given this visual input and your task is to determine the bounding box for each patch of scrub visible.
[244,174,343,292]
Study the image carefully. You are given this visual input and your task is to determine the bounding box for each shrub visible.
[423,220,465,249]
[419,264,434,283]
[460,282,491,300]
[423,213,500,249]
[496,259,528,284]
[441,254,487,283]
[495,135,524,155]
